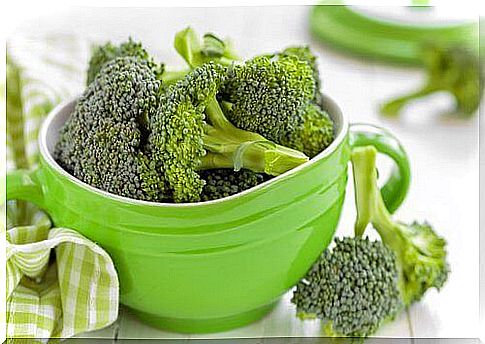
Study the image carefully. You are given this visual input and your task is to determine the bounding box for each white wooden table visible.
[14,5,480,341]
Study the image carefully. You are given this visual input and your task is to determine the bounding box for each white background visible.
[1,1,484,342]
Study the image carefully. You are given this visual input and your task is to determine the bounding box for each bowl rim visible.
[39,94,349,208]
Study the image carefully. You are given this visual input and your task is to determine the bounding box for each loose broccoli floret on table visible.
[292,237,402,337]
[200,169,268,201]
[292,146,449,337]
[86,38,164,85]
[148,62,309,203]
[55,56,166,201]
[352,146,449,306]
[381,43,483,118]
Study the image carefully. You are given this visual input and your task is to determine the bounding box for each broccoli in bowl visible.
[54,28,335,203]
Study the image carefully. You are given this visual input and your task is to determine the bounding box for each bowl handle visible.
[6,169,45,210]
[349,123,410,213]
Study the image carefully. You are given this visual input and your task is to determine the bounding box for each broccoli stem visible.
[352,146,408,299]
[199,98,309,175]
[352,146,399,243]
[380,87,436,117]
[161,68,190,85]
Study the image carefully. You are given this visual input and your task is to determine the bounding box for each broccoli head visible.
[276,45,323,104]
[86,38,164,85]
[222,55,316,143]
[148,62,309,203]
[271,47,334,157]
[55,56,166,201]
[172,29,335,158]
[281,102,334,158]
[292,236,402,337]
[381,43,483,118]
[200,169,268,201]
[352,146,449,306]
[293,146,449,337]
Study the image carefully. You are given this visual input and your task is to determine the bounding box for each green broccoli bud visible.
[200,169,268,201]
[281,102,334,158]
[293,146,449,337]
[149,62,309,203]
[292,237,402,337]
[380,43,483,118]
[352,146,449,306]
[276,45,323,104]
[222,55,316,143]
[55,56,166,201]
[86,38,164,85]
[172,32,335,158]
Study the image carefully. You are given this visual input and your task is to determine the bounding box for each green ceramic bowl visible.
[6,94,410,333]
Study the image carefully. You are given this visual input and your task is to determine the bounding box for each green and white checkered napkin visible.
[5,35,119,341]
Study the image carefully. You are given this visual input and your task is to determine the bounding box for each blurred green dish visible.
[310,4,478,65]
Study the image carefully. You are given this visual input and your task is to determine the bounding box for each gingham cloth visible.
[5,35,119,342]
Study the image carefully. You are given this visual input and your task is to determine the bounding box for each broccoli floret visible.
[200,169,268,201]
[272,47,334,156]
[276,46,323,104]
[222,55,316,143]
[86,38,164,85]
[281,103,334,158]
[172,30,335,158]
[55,56,166,201]
[293,146,449,337]
[149,62,309,203]
[381,43,483,118]
[292,237,402,337]
[352,146,449,306]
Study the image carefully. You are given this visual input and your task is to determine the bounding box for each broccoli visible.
[222,55,316,144]
[222,48,333,156]
[271,47,334,157]
[292,146,449,337]
[292,237,402,337]
[352,146,449,305]
[55,56,166,201]
[275,46,323,104]
[86,38,164,85]
[200,169,268,201]
[148,62,309,203]
[172,28,334,158]
[281,102,334,158]
[381,43,483,118]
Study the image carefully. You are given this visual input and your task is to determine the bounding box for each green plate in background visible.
[309,4,478,66]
